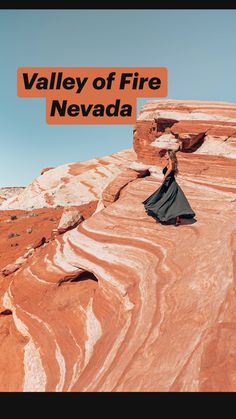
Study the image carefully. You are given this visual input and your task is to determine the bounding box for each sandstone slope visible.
[0,100,236,392]
[0,150,136,210]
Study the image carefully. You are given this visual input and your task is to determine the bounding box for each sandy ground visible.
[0,201,98,271]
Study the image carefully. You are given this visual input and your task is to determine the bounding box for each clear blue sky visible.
[0,9,236,187]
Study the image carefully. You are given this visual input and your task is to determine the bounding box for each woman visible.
[142,149,196,226]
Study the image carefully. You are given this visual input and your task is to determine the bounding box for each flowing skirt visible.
[142,176,196,222]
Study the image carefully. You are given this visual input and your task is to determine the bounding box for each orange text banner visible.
[17,67,168,124]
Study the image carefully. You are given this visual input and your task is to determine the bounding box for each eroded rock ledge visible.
[134,100,236,164]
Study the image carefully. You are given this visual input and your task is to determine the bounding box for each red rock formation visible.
[57,207,84,234]
[0,100,235,392]
[134,100,236,164]
[0,187,25,205]
[1,160,235,391]
[2,262,22,276]
[41,167,54,175]
[102,168,149,207]
[1,150,136,210]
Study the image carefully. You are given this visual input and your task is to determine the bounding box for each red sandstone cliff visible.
[0,100,236,392]
[134,99,236,165]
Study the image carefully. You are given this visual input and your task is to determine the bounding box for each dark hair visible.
[158,149,167,158]
[167,149,179,176]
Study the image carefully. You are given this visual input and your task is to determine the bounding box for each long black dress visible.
[142,166,196,222]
